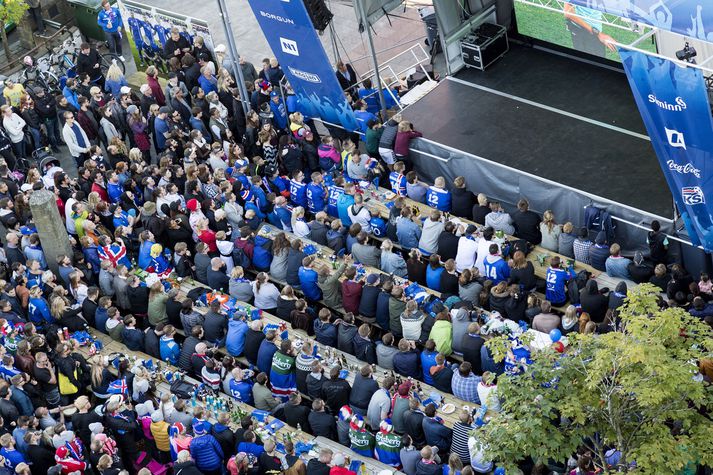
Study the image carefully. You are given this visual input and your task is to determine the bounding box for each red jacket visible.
[394,130,423,157]
[330,467,356,475]
[91,182,109,202]
[198,228,218,253]
[147,75,166,106]
[340,279,363,314]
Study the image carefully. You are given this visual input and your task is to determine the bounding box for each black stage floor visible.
[402,44,671,217]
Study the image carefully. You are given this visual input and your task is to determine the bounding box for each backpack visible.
[186,287,208,302]
[232,245,251,269]
[252,235,273,271]
[169,379,196,400]
[584,205,616,243]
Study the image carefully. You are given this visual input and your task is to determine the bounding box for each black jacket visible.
[163,36,191,59]
[82,298,98,328]
[286,249,305,286]
[403,409,427,447]
[307,459,331,475]
[127,286,149,315]
[320,378,351,414]
[579,281,608,322]
[306,373,325,400]
[308,410,337,439]
[283,403,312,433]
[203,310,228,343]
[461,334,485,375]
[437,231,460,262]
[451,188,475,219]
[179,336,200,371]
[348,373,378,413]
[353,335,377,365]
[206,269,230,293]
[336,322,357,355]
[511,209,542,244]
[76,49,102,80]
[243,329,265,365]
[358,285,380,319]
[34,93,57,120]
[431,365,453,393]
[144,328,161,358]
[172,460,203,475]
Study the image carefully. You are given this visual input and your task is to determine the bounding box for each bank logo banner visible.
[568,0,713,41]
[619,48,713,250]
[248,0,358,131]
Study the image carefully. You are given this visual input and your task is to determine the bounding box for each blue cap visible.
[193,421,206,435]
[270,91,279,97]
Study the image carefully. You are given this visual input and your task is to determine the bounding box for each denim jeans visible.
[45,116,60,148]
[27,127,41,151]
[105,31,123,55]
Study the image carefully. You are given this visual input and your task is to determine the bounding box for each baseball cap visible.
[120,86,131,95]
[159,106,171,114]
[366,273,379,285]
[270,90,279,97]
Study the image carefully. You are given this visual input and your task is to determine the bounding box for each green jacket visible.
[365,127,384,155]
[318,263,346,309]
[147,293,168,327]
[388,297,406,337]
[429,320,453,356]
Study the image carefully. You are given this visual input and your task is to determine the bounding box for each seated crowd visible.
[0,44,708,475]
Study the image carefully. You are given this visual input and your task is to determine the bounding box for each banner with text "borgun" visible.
[247,0,358,131]
[567,0,713,41]
[619,48,713,250]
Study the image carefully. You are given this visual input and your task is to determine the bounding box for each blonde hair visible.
[231,266,245,279]
[291,206,305,230]
[543,210,556,232]
[106,62,125,82]
[398,121,412,132]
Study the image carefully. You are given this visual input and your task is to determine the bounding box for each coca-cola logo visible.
[667,159,700,178]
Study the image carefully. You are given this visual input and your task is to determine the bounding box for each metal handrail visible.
[0,24,74,75]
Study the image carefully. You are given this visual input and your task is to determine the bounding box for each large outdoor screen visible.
[514,0,658,62]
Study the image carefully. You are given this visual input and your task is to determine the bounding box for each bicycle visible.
[19,55,60,95]
[52,36,126,83]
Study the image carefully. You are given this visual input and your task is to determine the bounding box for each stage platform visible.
[401,44,671,218]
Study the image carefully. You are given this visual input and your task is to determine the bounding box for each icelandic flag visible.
[107,378,128,394]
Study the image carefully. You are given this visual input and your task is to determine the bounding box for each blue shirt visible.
[107,181,124,203]
[451,371,481,403]
[226,319,248,356]
[269,100,287,130]
[420,350,438,385]
[298,266,321,301]
[289,179,307,208]
[336,193,355,226]
[97,6,122,33]
[198,75,218,94]
[306,182,327,214]
[154,117,169,150]
[229,378,254,405]
[545,267,574,304]
[327,185,344,217]
[389,172,407,196]
[354,110,377,134]
[483,256,510,284]
[426,186,452,212]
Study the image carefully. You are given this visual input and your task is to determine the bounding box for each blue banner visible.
[247,0,358,131]
[567,0,713,41]
[619,48,713,249]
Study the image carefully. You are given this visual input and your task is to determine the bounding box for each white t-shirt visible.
[455,236,478,273]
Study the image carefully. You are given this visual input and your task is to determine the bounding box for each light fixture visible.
[676,42,697,64]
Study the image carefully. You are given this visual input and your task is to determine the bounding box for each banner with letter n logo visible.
[619,48,713,250]
[248,0,358,131]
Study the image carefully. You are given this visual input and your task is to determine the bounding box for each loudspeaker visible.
[304,0,334,32]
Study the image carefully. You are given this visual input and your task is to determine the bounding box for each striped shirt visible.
[451,421,476,465]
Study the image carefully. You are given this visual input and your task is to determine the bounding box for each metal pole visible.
[355,0,388,119]
[216,0,251,116]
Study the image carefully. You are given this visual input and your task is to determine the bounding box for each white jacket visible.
[455,236,478,273]
[216,239,235,274]
[3,113,26,143]
[62,122,90,157]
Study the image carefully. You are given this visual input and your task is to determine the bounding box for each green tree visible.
[0,0,29,62]
[480,284,713,474]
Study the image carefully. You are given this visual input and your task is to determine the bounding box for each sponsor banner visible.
[118,0,215,77]
[619,48,713,249]
[566,0,713,40]
[246,0,358,131]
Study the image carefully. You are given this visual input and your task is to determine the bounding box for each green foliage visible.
[0,0,28,27]
[479,284,713,474]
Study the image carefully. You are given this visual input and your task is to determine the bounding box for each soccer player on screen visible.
[564,2,616,57]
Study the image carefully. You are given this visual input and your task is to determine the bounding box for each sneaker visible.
[119,55,126,62]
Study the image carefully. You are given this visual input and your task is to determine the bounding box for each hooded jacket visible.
[337,321,358,355]
[189,433,224,471]
[608,281,628,310]
[488,286,510,317]
[589,231,610,272]
[429,320,453,356]
[450,308,472,353]
[579,280,608,322]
